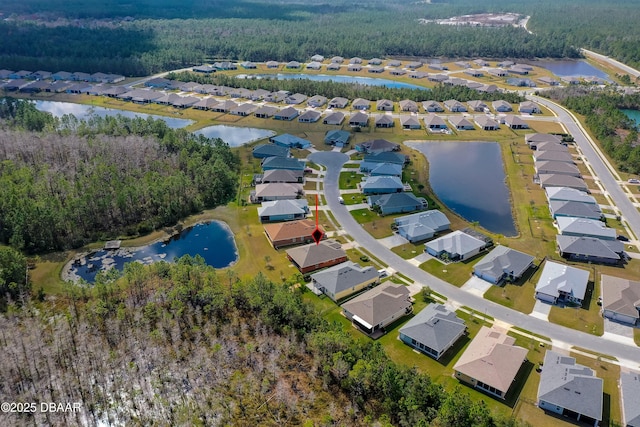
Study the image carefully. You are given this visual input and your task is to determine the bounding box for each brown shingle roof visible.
[264,219,322,245]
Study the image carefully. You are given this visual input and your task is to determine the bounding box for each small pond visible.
[34,100,194,128]
[194,125,275,147]
[621,109,640,127]
[535,60,611,80]
[65,221,238,283]
[406,141,517,236]
[239,73,430,90]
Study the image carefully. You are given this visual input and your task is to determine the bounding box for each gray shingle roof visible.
[535,261,590,301]
[311,261,378,298]
[557,217,617,240]
[286,239,346,270]
[546,187,597,205]
[473,245,534,281]
[538,351,603,422]
[426,230,485,258]
[549,200,602,220]
[399,304,466,355]
[556,235,623,260]
[621,371,640,427]
[257,199,308,218]
[253,144,290,158]
[341,283,411,327]
[395,210,450,231]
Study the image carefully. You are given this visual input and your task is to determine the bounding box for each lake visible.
[34,100,194,128]
[65,221,238,283]
[621,109,640,127]
[194,125,275,147]
[406,141,517,236]
[239,73,429,90]
[535,60,611,80]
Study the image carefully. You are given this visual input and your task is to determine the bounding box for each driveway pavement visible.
[531,300,552,321]
[461,276,493,297]
[377,234,409,248]
[308,149,640,365]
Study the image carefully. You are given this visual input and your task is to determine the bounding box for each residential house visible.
[270,134,312,149]
[250,183,303,203]
[348,112,369,127]
[539,174,588,192]
[355,139,400,154]
[352,98,371,110]
[425,230,486,261]
[328,97,349,109]
[399,99,419,112]
[394,210,450,243]
[360,175,404,195]
[497,61,515,68]
[473,245,535,285]
[366,162,403,177]
[324,130,351,147]
[307,95,327,108]
[561,76,581,85]
[448,116,475,130]
[264,91,287,103]
[368,192,427,216]
[70,71,90,81]
[467,100,488,112]
[212,100,238,112]
[310,54,325,62]
[444,99,467,112]
[257,199,309,222]
[538,76,560,86]
[193,97,219,110]
[286,239,348,274]
[51,71,72,81]
[475,116,499,131]
[556,235,624,265]
[306,61,322,70]
[347,64,362,72]
[374,115,395,128]
[477,84,498,93]
[492,100,513,112]
[285,93,307,105]
[341,283,412,337]
[535,160,581,177]
[250,89,270,101]
[399,304,466,360]
[368,67,385,74]
[534,260,590,304]
[259,169,304,184]
[323,111,345,125]
[327,63,341,71]
[537,351,603,427]
[361,151,407,167]
[285,61,301,69]
[213,61,237,70]
[311,262,379,302]
[453,326,528,399]
[420,102,444,116]
[298,110,322,123]
[387,60,401,67]
[455,61,471,68]
[30,70,51,80]
[266,61,280,69]
[389,69,407,76]
[557,217,616,240]
[464,69,483,77]
[273,106,299,121]
[230,103,257,116]
[400,116,421,130]
[368,58,383,65]
[261,156,306,171]
[330,56,344,63]
[487,68,508,77]
[407,61,423,69]
[252,144,290,159]
[503,115,529,129]
[549,200,603,221]
[535,141,569,152]
[473,59,489,67]
[263,219,323,249]
[534,150,575,163]
[546,187,597,205]
[600,275,640,326]
[428,74,449,83]
[620,371,640,427]
[254,105,279,119]
[376,99,394,111]
[193,65,216,74]
[525,133,563,148]
[507,78,536,87]
[519,101,542,114]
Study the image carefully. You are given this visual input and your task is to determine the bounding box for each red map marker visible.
[311,194,323,245]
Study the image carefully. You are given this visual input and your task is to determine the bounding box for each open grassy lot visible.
[350,208,378,224]
[484,259,545,314]
[391,242,425,259]
[338,171,362,189]
[419,256,480,287]
[342,193,369,205]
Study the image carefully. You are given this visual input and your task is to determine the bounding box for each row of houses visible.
[0,69,124,83]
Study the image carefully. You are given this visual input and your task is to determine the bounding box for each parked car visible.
[338,197,345,204]
[617,234,629,241]
[378,269,388,278]
[628,178,640,184]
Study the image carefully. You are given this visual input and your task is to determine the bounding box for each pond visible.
[239,73,430,90]
[34,100,194,128]
[535,60,611,80]
[65,221,238,283]
[621,109,640,127]
[194,125,275,147]
[406,141,517,236]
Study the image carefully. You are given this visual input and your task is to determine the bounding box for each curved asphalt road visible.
[530,95,640,240]
[308,150,640,365]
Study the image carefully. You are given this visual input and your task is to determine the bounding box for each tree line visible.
[0,257,529,426]
[169,71,525,103]
[540,86,640,174]
[0,98,240,254]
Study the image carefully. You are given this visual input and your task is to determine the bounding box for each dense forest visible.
[0,98,240,254]
[540,87,640,174]
[169,71,525,103]
[0,258,528,426]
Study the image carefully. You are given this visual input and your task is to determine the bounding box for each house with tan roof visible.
[453,326,528,399]
[601,274,640,325]
[286,239,348,274]
[399,99,418,112]
[503,115,528,129]
[263,219,323,249]
[448,116,475,131]
[376,99,394,111]
[352,98,371,110]
[328,97,349,109]
[475,116,499,131]
[341,282,412,337]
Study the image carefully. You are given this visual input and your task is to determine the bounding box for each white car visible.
[628,178,640,184]
[378,269,388,278]
[338,197,345,204]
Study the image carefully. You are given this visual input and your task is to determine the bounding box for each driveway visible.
[530,300,552,321]
[377,234,409,249]
[309,150,640,364]
[461,276,493,297]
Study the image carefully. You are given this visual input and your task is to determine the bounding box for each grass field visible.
[548,277,604,336]
[419,257,479,287]
[390,242,425,259]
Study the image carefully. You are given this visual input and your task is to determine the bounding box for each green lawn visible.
[342,163,360,168]
[342,193,369,205]
[418,257,480,288]
[548,278,604,336]
[635,328,640,346]
[351,208,378,224]
[339,171,363,190]
[484,261,543,314]
[390,242,425,260]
